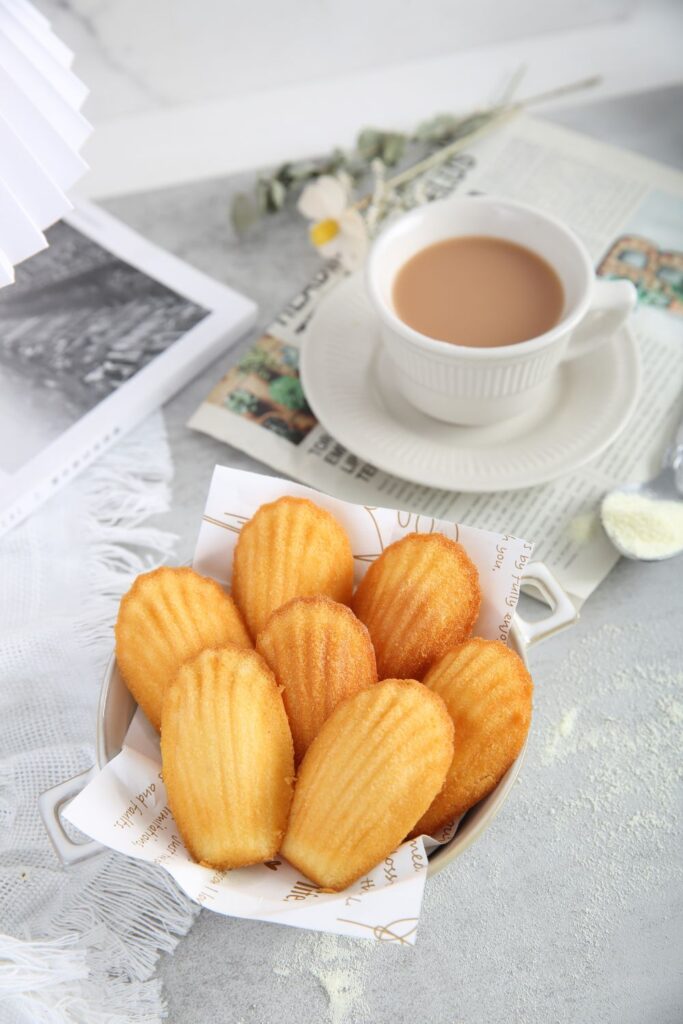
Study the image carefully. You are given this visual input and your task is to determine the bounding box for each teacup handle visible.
[564,278,637,360]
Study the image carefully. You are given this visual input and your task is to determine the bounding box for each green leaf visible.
[414,113,459,143]
[256,178,270,214]
[231,193,260,236]
[381,132,406,166]
[344,155,367,179]
[268,178,287,211]
[328,147,349,171]
[275,162,294,184]
[357,128,382,160]
[288,160,320,181]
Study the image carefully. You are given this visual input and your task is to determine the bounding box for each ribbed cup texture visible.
[383,327,566,400]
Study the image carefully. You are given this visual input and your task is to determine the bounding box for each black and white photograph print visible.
[0,220,210,475]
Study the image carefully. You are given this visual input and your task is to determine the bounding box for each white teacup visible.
[366,195,637,426]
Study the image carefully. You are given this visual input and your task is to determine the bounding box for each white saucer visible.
[300,272,641,492]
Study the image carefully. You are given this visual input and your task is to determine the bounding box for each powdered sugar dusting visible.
[543,706,580,763]
[268,619,681,1021]
[274,931,372,1023]
[602,490,683,560]
[423,618,681,1011]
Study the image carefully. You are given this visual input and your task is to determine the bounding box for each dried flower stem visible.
[353,106,516,212]
[353,74,602,213]
[231,74,601,235]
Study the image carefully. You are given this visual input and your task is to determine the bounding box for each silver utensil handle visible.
[514,560,578,647]
[660,412,683,494]
[667,411,683,468]
[38,767,103,865]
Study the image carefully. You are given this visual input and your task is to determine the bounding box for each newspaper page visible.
[189,115,683,607]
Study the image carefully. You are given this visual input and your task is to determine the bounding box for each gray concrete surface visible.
[103,84,683,1024]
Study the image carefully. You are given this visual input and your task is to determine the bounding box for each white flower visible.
[297,175,368,272]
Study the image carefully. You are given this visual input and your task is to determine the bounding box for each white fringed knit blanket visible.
[0,414,198,1024]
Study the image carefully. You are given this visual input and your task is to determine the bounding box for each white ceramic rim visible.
[366,193,595,359]
[299,272,641,493]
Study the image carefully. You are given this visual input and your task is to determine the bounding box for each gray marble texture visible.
[101,84,683,1024]
[37,0,631,125]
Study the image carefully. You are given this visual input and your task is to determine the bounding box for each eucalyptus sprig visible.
[230,75,600,236]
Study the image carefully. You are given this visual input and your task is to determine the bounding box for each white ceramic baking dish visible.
[40,561,577,876]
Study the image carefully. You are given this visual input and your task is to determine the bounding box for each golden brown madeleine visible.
[115,566,251,729]
[411,638,533,837]
[256,596,377,764]
[232,496,354,638]
[161,646,294,869]
[351,533,480,680]
[280,678,454,891]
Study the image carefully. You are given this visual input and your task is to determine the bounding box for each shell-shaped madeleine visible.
[115,566,251,729]
[161,647,294,869]
[412,638,533,837]
[256,596,377,764]
[232,496,354,638]
[280,678,454,891]
[352,533,481,680]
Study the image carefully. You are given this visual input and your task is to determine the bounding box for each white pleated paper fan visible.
[0,0,90,286]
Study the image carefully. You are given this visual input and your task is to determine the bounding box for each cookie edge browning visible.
[352,532,482,679]
[256,594,378,762]
[411,638,533,838]
[161,645,295,870]
[232,496,355,639]
[280,678,454,891]
[114,565,251,730]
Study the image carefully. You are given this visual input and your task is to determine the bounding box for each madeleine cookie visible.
[412,638,533,836]
[257,596,377,763]
[352,533,480,680]
[232,496,354,637]
[162,646,294,869]
[115,566,251,729]
[281,678,453,890]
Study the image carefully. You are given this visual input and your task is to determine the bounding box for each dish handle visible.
[515,560,578,647]
[38,767,103,866]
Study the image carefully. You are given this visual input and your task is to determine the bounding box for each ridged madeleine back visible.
[412,638,533,837]
[280,678,454,890]
[256,596,377,764]
[115,566,251,729]
[352,533,481,680]
[232,497,354,638]
[161,646,294,869]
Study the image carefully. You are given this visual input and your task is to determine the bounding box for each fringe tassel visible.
[0,929,165,1024]
[56,859,199,982]
[73,415,178,655]
[1,414,198,1024]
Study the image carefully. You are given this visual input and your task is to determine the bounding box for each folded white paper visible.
[0,110,72,226]
[0,65,88,192]
[65,466,534,943]
[0,11,87,109]
[0,0,89,285]
[0,32,91,150]
[0,248,14,287]
[0,0,50,36]
[0,1,73,67]
[0,177,46,263]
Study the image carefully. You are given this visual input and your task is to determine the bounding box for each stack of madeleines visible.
[115,495,533,891]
